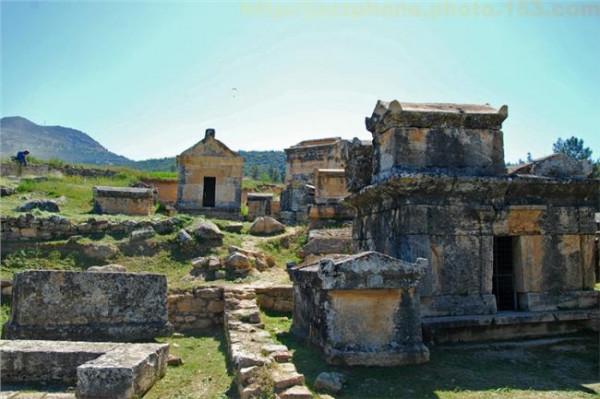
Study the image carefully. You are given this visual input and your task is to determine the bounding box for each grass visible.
[1,174,139,219]
[257,228,307,267]
[261,311,600,399]
[145,333,235,399]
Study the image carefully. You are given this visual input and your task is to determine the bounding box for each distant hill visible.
[1,116,286,181]
[0,116,131,165]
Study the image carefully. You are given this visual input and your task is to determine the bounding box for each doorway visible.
[493,236,517,311]
[203,177,216,207]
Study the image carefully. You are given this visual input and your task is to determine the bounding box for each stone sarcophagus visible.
[93,186,155,216]
[289,251,430,366]
[2,270,173,341]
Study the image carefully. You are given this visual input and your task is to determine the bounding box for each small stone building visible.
[176,129,243,217]
[246,192,273,220]
[93,186,155,216]
[289,252,430,366]
[281,137,350,224]
[347,100,599,343]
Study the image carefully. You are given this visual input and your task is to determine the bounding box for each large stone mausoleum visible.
[346,100,599,342]
[176,129,243,218]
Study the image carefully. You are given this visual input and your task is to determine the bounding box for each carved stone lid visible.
[366,100,508,132]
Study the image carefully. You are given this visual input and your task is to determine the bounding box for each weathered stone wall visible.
[176,130,243,214]
[93,186,155,216]
[142,178,178,205]
[166,285,292,333]
[247,193,273,220]
[314,169,348,203]
[167,287,224,332]
[345,138,373,193]
[3,270,172,341]
[1,214,180,242]
[284,137,349,184]
[365,101,507,181]
[255,285,293,313]
[349,174,599,317]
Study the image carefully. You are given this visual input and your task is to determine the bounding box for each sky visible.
[2,1,599,162]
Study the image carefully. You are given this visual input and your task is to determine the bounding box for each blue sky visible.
[2,1,599,161]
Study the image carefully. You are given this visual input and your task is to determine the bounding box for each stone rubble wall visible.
[167,285,294,333]
[223,287,312,399]
[1,214,180,242]
[255,285,294,313]
[167,287,225,333]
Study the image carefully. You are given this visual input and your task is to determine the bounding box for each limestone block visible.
[3,270,172,341]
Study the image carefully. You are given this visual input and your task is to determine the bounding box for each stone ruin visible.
[176,128,244,219]
[93,185,156,216]
[344,100,599,343]
[280,137,350,224]
[1,269,172,398]
[3,270,172,341]
[289,251,430,366]
[246,192,274,220]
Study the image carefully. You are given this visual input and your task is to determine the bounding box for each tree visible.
[250,165,260,180]
[552,136,593,161]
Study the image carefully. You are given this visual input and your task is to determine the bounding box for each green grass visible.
[1,174,138,219]
[146,333,235,399]
[257,229,307,267]
[261,311,600,399]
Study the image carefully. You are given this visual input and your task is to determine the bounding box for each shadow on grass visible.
[275,328,599,399]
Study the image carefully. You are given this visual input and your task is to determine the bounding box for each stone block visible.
[93,186,155,216]
[3,270,172,341]
[1,339,168,399]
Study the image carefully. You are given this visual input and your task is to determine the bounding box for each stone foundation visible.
[422,309,599,344]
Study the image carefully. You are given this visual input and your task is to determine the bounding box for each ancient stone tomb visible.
[289,251,430,366]
[176,128,243,217]
[93,186,155,216]
[346,100,599,342]
[246,192,273,220]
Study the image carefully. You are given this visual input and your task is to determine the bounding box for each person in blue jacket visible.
[15,150,30,166]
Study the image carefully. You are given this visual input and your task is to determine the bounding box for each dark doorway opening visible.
[203,177,216,208]
[493,236,517,311]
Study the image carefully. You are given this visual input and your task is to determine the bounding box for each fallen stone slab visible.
[2,270,172,341]
[0,339,168,399]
